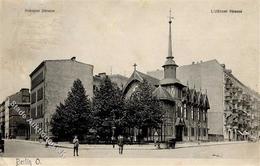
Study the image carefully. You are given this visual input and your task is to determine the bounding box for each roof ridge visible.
[136,70,160,81]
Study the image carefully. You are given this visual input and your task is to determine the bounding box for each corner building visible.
[29,57,93,140]
[123,12,210,142]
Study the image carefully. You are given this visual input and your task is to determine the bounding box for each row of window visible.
[176,105,207,122]
[31,104,44,119]
[31,72,44,90]
[31,87,43,104]
[184,127,207,137]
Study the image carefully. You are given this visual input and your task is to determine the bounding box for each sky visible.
[0,0,259,101]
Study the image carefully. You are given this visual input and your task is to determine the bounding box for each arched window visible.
[191,107,194,120]
[183,104,187,119]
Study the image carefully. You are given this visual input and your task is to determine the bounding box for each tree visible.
[92,76,125,141]
[125,79,163,140]
[50,79,92,141]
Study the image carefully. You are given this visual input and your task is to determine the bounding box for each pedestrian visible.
[39,135,42,143]
[73,135,79,156]
[118,135,124,154]
[111,136,116,148]
[154,131,160,149]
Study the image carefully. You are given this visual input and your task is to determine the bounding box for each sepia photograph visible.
[0,0,259,166]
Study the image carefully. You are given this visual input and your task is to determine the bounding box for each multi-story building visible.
[29,57,93,140]
[148,60,260,141]
[123,12,210,143]
[0,101,6,137]
[0,89,30,139]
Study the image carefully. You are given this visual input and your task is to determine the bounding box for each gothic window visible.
[205,111,207,122]
[191,107,194,120]
[183,104,187,119]
[169,86,175,97]
[204,128,207,136]
[197,108,200,121]
[191,128,194,136]
[180,106,183,117]
[177,88,182,98]
[184,127,188,136]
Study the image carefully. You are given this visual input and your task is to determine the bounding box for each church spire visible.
[162,9,178,79]
[168,9,174,59]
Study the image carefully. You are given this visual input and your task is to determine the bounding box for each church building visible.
[123,10,210,142]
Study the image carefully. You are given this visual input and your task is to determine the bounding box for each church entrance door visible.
[175,126,183,141]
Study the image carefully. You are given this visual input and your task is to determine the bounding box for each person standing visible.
[73,136,79,156]
[118,135,124,154]
[111,136,116,148]
[154,131,160,149]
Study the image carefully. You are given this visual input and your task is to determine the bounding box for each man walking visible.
[111,136,116,148]
[118,135,124,154]
[154,131,160,149]
[73,136,79,156]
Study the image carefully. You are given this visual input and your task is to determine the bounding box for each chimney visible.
[71,57,76,61]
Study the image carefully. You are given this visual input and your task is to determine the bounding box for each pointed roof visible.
[153,86,174,102]
[162,9,178,68]
[123,70,160,93]
[202,94,210,109]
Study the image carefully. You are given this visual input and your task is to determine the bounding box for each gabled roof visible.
[123,70,160,93]
[202,94,210,109]
[153,86,174,102]
[135,71,160,86]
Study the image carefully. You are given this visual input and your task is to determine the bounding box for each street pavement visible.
[0,140,259,159]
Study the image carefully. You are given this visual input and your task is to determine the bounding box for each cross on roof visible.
[133,63,137,71]
[168,9,174,23]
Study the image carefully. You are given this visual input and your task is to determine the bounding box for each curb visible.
[4,139,251,150]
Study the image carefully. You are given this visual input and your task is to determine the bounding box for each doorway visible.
[175,126,183,141]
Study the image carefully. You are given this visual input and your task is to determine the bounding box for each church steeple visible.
[162,9,178,79]
[168,9,173,59]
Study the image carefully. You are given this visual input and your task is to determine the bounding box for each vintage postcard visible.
[0,0,259,166]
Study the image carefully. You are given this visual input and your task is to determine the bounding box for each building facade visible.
[29,57,93,140]
[148,60,260,141]
[0,89,30,139]
[123,12,210,143]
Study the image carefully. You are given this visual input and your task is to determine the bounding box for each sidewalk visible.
[5,139,250,150]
